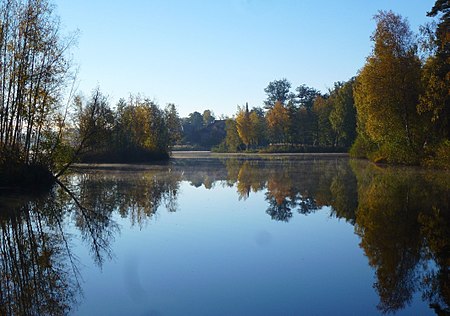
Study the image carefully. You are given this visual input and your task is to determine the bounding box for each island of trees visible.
[0,0,449,189]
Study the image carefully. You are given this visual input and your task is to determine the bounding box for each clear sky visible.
[54,0,436,118]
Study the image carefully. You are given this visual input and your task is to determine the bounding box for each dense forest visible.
[0,0,449,189]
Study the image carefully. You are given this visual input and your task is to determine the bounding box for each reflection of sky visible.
[69,181,431,315]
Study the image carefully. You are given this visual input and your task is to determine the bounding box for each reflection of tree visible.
[236,161,266,200]
[265,198,293,222]
[0,167,183,314]
[329,162,358,224]
[64,169,182,230]
[220,157,354,222]
[0,193,81,316]
[352,162,450,314]
[419,207,450,315]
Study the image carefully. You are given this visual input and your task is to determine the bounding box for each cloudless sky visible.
[54,0,436,117]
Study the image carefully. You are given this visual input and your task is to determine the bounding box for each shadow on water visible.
[0,156,448,315]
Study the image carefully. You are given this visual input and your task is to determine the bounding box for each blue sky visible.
[54,0,436,117]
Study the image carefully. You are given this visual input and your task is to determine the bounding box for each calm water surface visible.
[0,153,449,315]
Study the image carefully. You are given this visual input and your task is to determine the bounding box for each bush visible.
[371,142,421,165]
[211,142,228,153]
[349,135,376,158]
[422,140,450,170]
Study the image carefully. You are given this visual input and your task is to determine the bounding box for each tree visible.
[295,84,320,110]
[202,109,215,126]
[266,101,289,144]
[418,1,450,140]
[263,79,294,109]
[293,84,320,145]
[236,103,252,149]
[182,111,203,143]
[249,107,266,147]
[329,79,357,148]
[56,88,113,175]
[0,0,75,173]
[224,118,242,151]
[165,103,182,147]
[313,95,335,146]
[353,11,423,163]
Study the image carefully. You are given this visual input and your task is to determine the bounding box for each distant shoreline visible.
[171,151,349,158]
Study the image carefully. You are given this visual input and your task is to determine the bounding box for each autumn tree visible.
[224,118,242,152]
[68,92,180,164]
[353,11,423,164]
[266,101,289,144]
[202,109,215,126]
[0,0,75,177]
[236,103,252,149]
[249,107,266,147]
[418,1,450,149]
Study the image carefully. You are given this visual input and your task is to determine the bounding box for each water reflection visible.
[351,162,450,314]
[0,156,448,315]
[0,191,81,315]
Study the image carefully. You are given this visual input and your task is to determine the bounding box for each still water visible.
[0,153,449,315]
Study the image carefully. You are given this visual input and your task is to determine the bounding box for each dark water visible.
[0,154,449,315]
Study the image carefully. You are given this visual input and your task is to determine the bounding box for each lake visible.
[0,153,449,315]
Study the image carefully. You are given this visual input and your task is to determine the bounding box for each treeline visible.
[68,91,182,165]
[214,78,356,153]
[0,0,183,186]
[178,110,225,150]
[210,3,450,168]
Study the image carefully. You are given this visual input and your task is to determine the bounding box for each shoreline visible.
[171,151,350,158]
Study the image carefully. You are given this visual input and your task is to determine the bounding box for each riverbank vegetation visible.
[0,0,183,188]
[0,0,74,187]
[204,3,448,169]
[0,0,448,190]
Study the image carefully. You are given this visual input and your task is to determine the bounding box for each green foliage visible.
[373,141,421,165]
[423,139,450,169]
[220,80,356,152]
[224,118,242,151]
[418,1,450,167]
[73,91,179,163]
[181,110,225,148]
[349,134,377,159]
[329,79,357,147]
[313,96,335,146]
[249,107,267,147]
[165,104,183,146]
[353,11,424,164]
[295,84,320,110]
[263,78,294,109]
